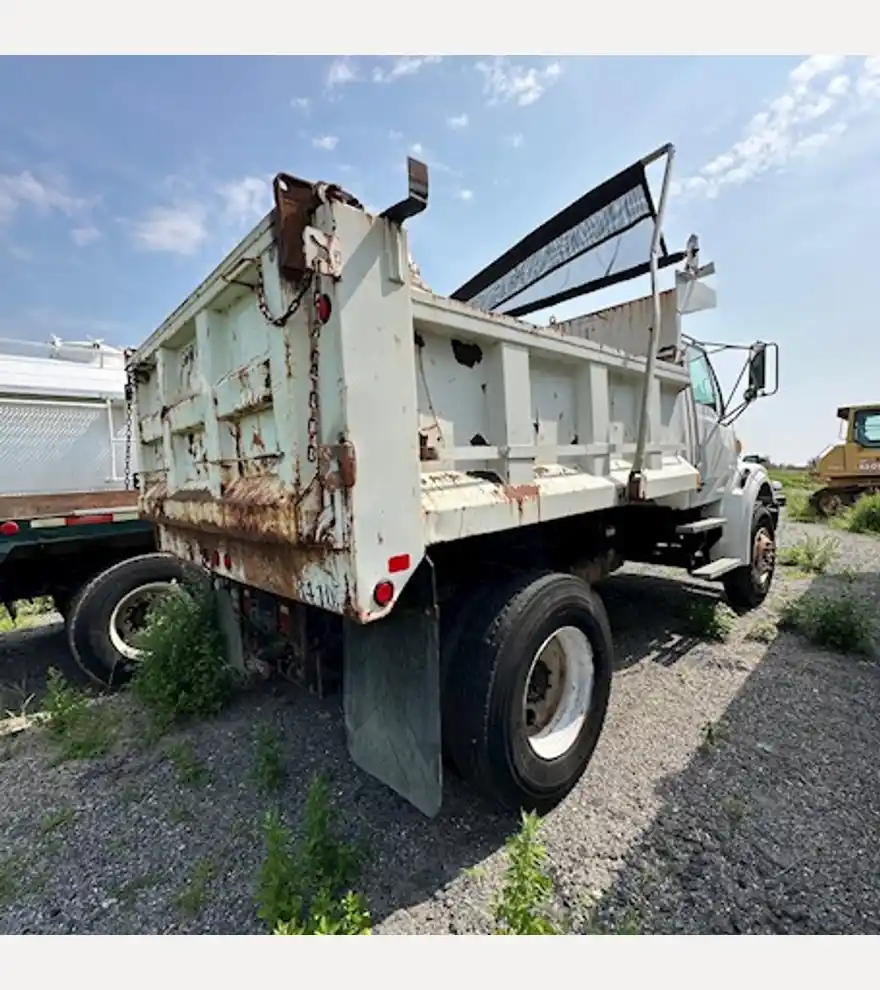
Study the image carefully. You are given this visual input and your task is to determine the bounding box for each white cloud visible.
[373,55,442,83]
[326,59,357,90]
[675,55,877,200]
[70,225,100,247]
[291,96,310,111]
[790,54,846,86]
[455,188,474,202]
[131,205,207,255]
[312,134,339,151]
[0,170,89,225]
[855,56,880,100]
[506,133,525,149]
[447,113,469,130]
[476,57,562,107]
[217,176,270,221]
[388,129,403,141]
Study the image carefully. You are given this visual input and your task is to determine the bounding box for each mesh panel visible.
[0,400,123,496]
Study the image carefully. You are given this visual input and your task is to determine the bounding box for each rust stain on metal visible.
[252,430,266,452]
[316,442,357,492]
[0,489,140,521]
[272,172,364,283]
[502,483,539,505]
[273,175,320,282]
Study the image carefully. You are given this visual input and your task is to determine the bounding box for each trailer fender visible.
[343,557,442,817]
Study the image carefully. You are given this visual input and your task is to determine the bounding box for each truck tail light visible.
[315,294,332,324]
[373,580,395,607]
[0,521,19,536]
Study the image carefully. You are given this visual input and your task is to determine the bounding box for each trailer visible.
[0,336,182,687]
[127,145,780,816]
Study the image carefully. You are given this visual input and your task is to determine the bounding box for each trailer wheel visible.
[67,553,200,688]
[442,571,613,813]
[723,505,776,613]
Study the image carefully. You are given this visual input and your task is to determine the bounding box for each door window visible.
[853,409,880,448]
[686,346,720,413]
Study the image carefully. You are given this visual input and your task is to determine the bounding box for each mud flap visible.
[343,559,442,817]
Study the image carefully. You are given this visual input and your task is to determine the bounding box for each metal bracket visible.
[381,157,429,226]
[317,442,357,492]
[303,227,343,280]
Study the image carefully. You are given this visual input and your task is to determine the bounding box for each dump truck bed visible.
[131,172,704,623]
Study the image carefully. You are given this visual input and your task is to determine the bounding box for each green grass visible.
[841,492,880,535]
[133,586,235,731]
[744,619,778,644]
[176,857,215,919]
[253,723,286,795]
[786,490,823,523]
[258,775,371,936]
[167,741,209,786]
[779,591,874,656]
[43,669,117,762]
[777,535,838,574]
[0,855,19,906]
[0,597,57,633]
[493,811,562,935]
[39,807,76,835]
[684,599,737,642]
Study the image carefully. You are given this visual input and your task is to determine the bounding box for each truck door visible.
[686,343,738,502]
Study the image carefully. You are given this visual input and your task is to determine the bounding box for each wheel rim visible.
[108,581,177,662]
[752,526,776,588]
[522,625,594,761]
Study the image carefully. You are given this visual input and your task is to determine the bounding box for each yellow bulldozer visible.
[810,403,880,515]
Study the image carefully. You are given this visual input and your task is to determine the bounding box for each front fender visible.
[714,464,777,565]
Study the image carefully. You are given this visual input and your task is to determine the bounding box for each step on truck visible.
[0,336,181,687]
[126,144,780,816]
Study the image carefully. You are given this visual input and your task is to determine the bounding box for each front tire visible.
[722,505,776,613]
[442,570,613,813]
[67,553,200,688]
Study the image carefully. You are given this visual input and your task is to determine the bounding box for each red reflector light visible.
[315,293,332,324]
[373,580,395,607]
[223,552,231,569]
[66,514,114,526]
[387,553,410,574]
[0,520,19,536]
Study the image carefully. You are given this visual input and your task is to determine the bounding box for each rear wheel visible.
[442,570,613,813]
[723,505,776,613]
[67,553,200,688]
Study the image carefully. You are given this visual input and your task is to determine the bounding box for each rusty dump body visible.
[131,160,715,625]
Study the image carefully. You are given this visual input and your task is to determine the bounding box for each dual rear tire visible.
[442,571,614,813]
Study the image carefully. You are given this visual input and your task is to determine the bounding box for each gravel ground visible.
[1,516,879,935]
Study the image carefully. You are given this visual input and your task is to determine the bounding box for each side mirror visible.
[745,341,778,401]
[748,343,766,393]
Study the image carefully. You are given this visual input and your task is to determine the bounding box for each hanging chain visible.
[306,273,323,465]
[123,349,135,490]
[256,264,312,327]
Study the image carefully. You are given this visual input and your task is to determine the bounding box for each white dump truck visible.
[122,144,780,816]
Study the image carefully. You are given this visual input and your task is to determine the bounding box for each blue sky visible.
[1,54,878,464]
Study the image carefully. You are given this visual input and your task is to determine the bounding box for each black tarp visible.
[451,157,684,319]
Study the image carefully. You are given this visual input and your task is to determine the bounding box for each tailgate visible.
[131,183,358,615]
